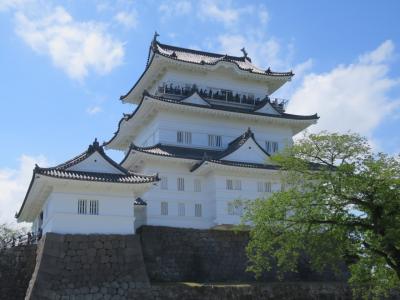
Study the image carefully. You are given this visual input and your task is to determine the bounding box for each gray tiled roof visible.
[154,42,293,77]
[120,38,293,102]
[39,139,158,184]
[190,159,280,172]
[124,143,223,161]
[35,168,157,184]
[122,128,272,170]
[16,140,159,219]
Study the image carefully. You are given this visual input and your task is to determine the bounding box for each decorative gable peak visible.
[87,138,104,155]
[179,91,211,107]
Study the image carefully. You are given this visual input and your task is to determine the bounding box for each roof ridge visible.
[156,42,247,61]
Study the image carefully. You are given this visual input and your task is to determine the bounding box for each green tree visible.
[243,132,400,298]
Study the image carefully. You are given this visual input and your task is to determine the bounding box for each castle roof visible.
[120,34,294,104]
[151,41,293,77]
[16,140,158,221]
[121,128,277,173]
[105,92,318,150]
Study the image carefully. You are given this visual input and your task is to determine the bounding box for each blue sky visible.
[0,0,399,223]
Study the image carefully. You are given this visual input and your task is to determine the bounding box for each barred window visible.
[266,141,279,154]
[227,202,243,216]
[194,179,201,192]
[195,204,202,217]
[78,199,87,215]
[160,176,168,190]
[227,202,234,215]
[161,202,168,216]
[226,179,233,190]
[208,134,222,147]
[257,182,272,193]
[177,177,185,191]
[178,203,185,217]
[227,179,241,190]
[177,131,192,144]
[89,200,99,215]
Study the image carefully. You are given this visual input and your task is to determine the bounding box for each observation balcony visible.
[156,83,288,112]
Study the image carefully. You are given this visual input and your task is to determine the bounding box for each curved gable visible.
[67,151,125,174]
[180,92,211,106]
[254,102,281,115]
[220,138,270,164]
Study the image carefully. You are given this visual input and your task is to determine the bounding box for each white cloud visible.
[0,0,30,11]
[217,33,293,71]
[359,40,395,64]
[258,6,269,25]
[158,0,192,19]
[0,155,48,226]
[198,0,245,26]
[86,105,102,115]
[114,10,138,29]
[14,6,124,81]
[288,40,400,138]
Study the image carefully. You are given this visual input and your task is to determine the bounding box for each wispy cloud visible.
[217,33,293,71]
[13,5,124,81]
[86,105,102,115]
[158,0,192,20]
[114,10,138,29]
[0,155,48,225]
[197,0,252,27]
[288,40,400,139]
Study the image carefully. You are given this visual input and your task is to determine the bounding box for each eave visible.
[120,53,293,105]
[105,93,318,150]
[16,169,158,222]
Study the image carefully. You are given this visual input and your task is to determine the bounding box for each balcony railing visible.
[157,83,287,111]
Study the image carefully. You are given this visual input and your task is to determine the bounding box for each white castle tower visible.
[17,34,318,234]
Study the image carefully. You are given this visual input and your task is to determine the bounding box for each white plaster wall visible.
[135,161,283,229]
[141,162,215,229]
[67,152,124,174]
[133,118,160,147]
[41,189,136,234]
[138,110,292,152]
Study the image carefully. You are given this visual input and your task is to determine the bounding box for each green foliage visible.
[243,132,400,299]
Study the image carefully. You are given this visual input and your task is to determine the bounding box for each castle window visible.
[227,202,243,216]
[257,182,272,193]
[177,131,192,144]
[208,134,222,147]
[160,176,168,190]
[161,202,168,216]
[78,199,87,215]
[194,179,201,192]
[177,177,185,191]
[178,203,185,216]
[266,141,279,154]
[195,204,202,217]
[89,200,99,215]
[226,179,241,190]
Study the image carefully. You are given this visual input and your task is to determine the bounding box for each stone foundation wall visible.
[0,245,37,300]
[1,227,355,299]
[25,233,149,300]
[138,226,347,283]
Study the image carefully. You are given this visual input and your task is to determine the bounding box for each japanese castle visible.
[17,34,318,235]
